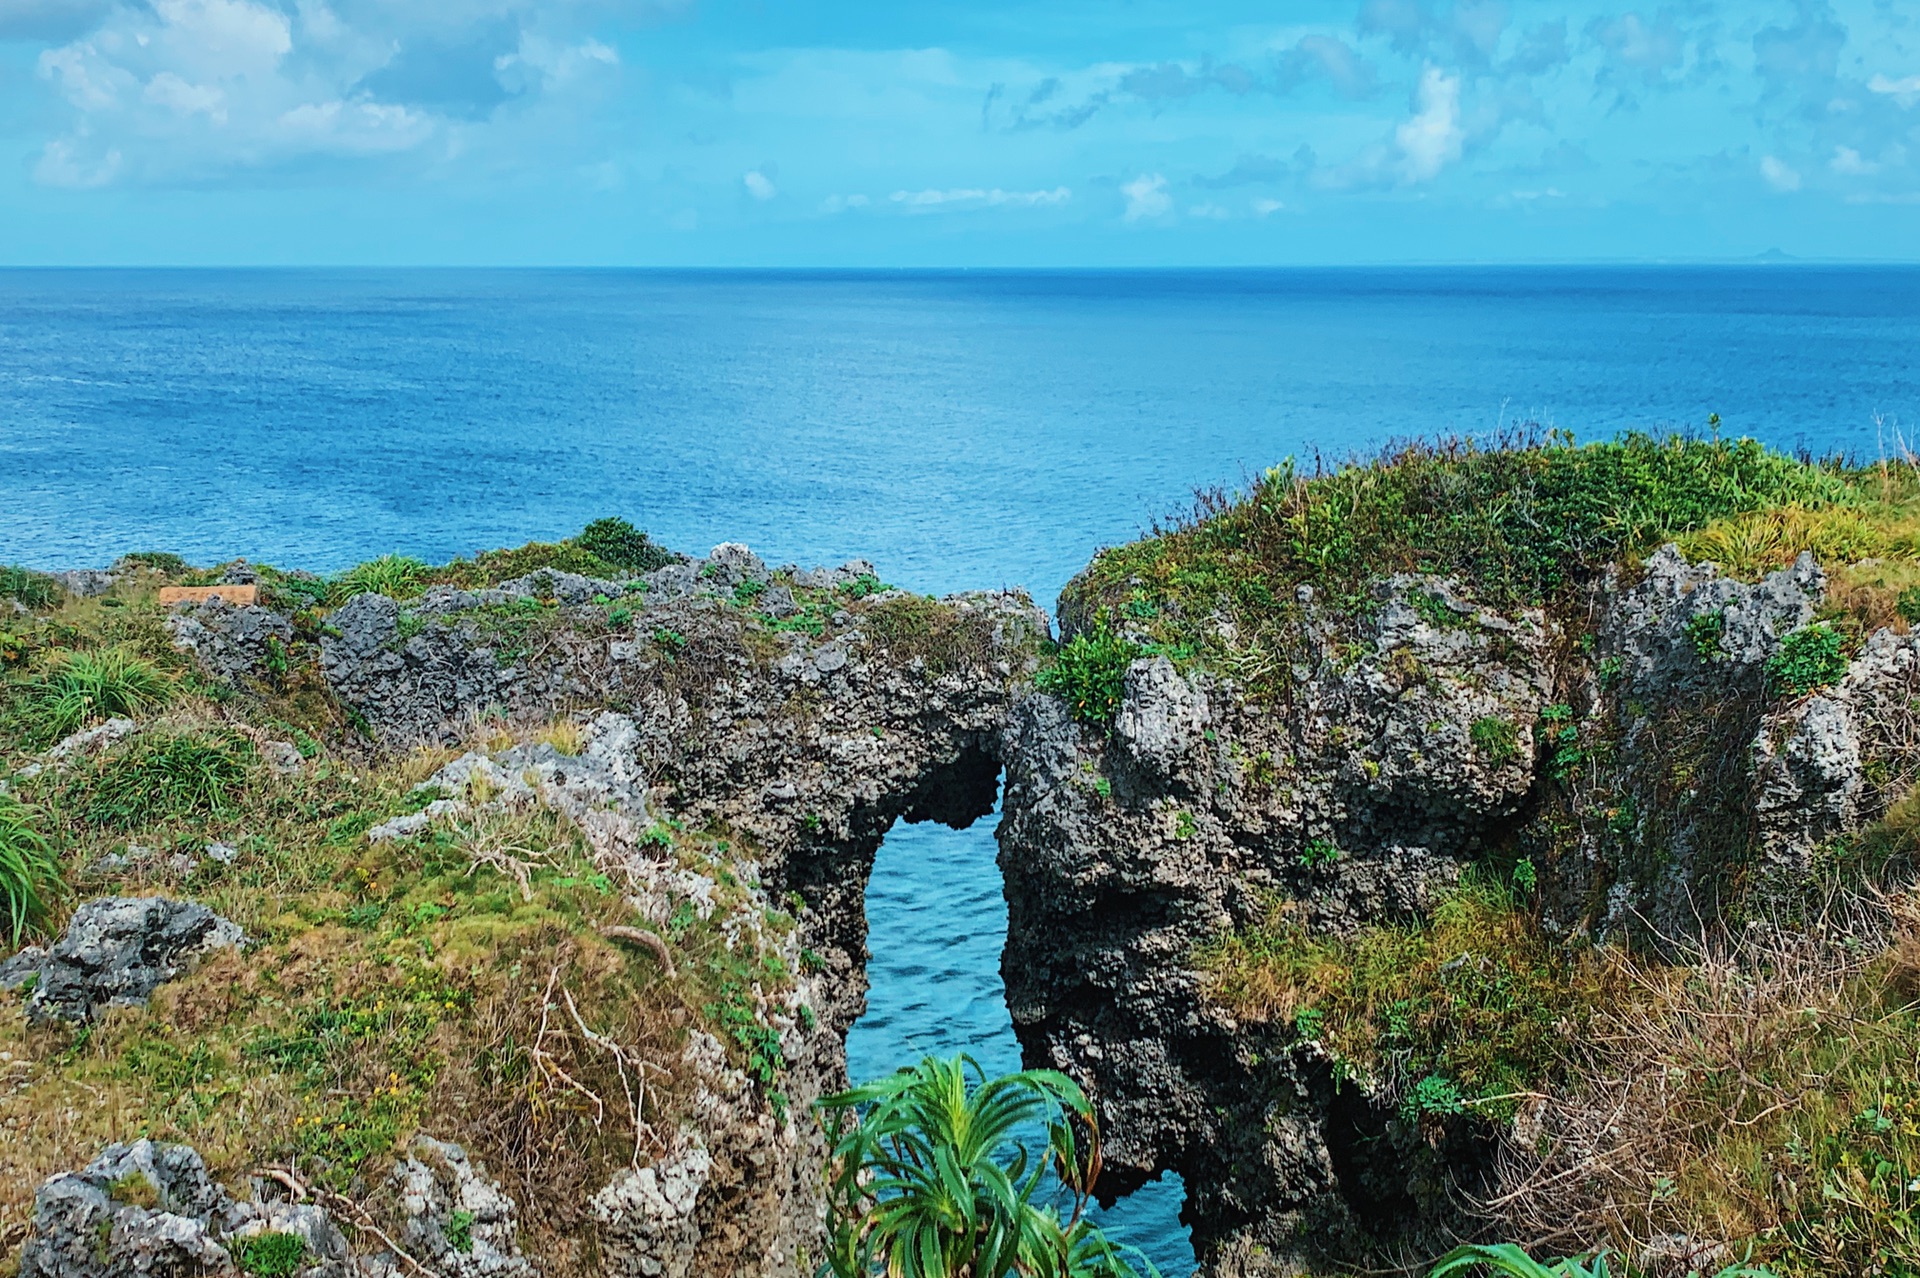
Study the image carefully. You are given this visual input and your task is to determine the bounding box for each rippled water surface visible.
[6,266,1919,1274]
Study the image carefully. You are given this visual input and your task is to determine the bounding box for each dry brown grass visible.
[1485,888,1920,1276]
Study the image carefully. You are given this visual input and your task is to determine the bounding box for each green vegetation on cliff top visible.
[1063,432,1920,694]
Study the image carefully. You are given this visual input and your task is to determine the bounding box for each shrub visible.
[115,551,190,576]
[1035,632,1142,728]
[575,518,675,573]
[445,1209,476,1254]
[232,1231,306,1277]
[819,1055,1152,1278]
[0,795,59,946]
[78,731,252,828]
[1469,716,1520,764]
[0,566,61,610]
[1900,585,1920,625]
[331,555,428,603]
[864,595,998,675]
[1766,623,1849,697]
[32,648,171,740]
[1684,609,1726,660]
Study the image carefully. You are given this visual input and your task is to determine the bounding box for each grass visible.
[232,1231,306,1276]
[331,555,429,604]
[1077,431,1841,613]
[862,595,1002,677]
[0,566,824,1277]
[0,567,61,612]
[1470,716,1520,764]
[67,730,253,829]
[1197,874,1612,1122]
[1489,888,1920,1277]
[29,648,171,742]
[0,795,58,946]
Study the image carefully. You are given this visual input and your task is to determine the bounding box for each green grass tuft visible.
[1470,716,1520,764]
[0,566,62,611]
[75,730,252,829]
[331,555,429,604]
[232,1231,306,1277]
[0,795,59,947]
[32,648,171,742]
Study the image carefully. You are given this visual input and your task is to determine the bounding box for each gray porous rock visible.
[998,572,1558,1271]
[493,568,630,605]
[46,717,138,760]
[591,1144,713,1278]
[50,569,115,599]
[387,1137,537,1278]
[19,1139,353,1278]
[1752,626,1920,878]
[993,538,1920,1276]
[19,896,244,1023]
[166,597,295,683]
[314,556,1046,1277]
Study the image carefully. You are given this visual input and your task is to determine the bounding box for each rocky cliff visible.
[998,438,1920,1275]
[0,535,1041,1278]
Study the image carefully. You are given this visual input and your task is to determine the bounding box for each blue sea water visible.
[5,266,1920,1275]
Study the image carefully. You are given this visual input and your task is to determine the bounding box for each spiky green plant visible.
[78,730,252,828]
[331,555,429,603]
[1429,1243,1774,1278]
[0,565,61,610]
[33,648,171,740]
[819,1055,1153,1278]
[0,794,59,947]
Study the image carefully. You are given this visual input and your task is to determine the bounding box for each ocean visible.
[5,265,1918,1273]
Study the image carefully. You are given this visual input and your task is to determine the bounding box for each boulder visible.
[16,897,244,1023]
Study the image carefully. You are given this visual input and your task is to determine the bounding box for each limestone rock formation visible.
[999,545,1920,1275]
[9,896,244,1023]
[19,1140,353,1278]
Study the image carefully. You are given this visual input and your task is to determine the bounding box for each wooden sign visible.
[157,584,259,607]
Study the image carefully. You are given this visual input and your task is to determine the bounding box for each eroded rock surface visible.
[314,546,1044,1278]
[11,896,244,1024]
[167,597,295,684]
[1000,546,1920,1275]
[19,1140,354,1278]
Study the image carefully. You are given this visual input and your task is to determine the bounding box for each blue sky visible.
[2,0,1918,264]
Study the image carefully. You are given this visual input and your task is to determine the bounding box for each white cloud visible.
[33,136,121,187]
[145,72,227,121]
[26,0,618,185]
[887,186,1070,209]
[1121,172,1169,220]
[820,193,871,213]
[744,170,778,199]
[1760,154,1802,191]
[1188,202,1229,219]
[1252,197,1284,216]
[1396,66,1462,182]
[1869,73,1920,107]
[1831,146,1878,175]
